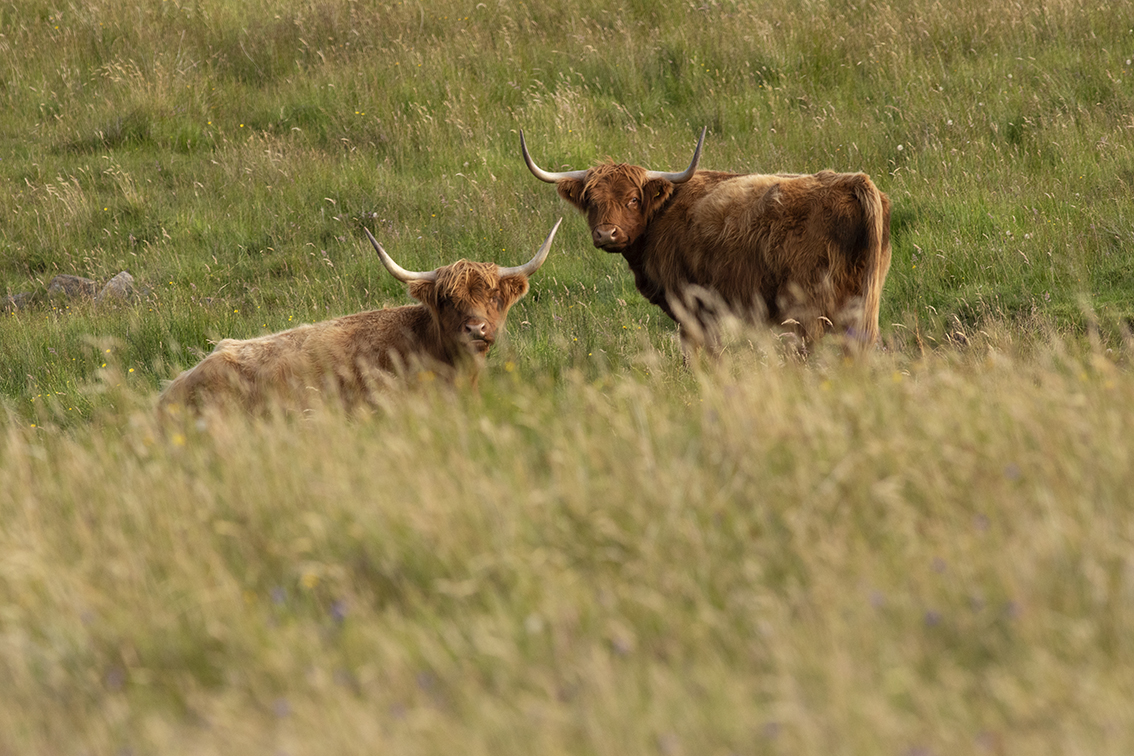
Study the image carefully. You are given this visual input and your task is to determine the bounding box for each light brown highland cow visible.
[159,219,561,412]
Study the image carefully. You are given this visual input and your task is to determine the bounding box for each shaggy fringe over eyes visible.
[584,162,646,196]
[437,260,497,305]
[574,163,675,216]
[410,260,527,309]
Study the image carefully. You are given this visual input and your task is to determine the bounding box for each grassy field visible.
[2,0,1133,752]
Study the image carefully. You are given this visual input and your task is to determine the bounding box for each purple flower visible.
[331,599,348,623]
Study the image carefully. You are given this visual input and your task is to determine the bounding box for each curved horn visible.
[644,126,706,184]
[520,130,589,184]
[363,227,438,283]
[497,218,562,279]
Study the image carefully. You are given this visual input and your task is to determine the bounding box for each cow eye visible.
[628,197,640,207]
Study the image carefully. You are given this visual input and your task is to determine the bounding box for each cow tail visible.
[854,174,889,348]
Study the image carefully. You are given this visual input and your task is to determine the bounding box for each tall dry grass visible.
[2,333,1133,754]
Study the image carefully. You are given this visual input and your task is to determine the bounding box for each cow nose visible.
[464,320,488,340]
[593,226,620,247]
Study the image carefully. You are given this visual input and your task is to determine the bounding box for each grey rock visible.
[1,292,35,313]
[97,271,135,302]
[47,274,97,298]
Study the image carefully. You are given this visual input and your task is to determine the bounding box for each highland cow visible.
[159,219,561,411]
[521,129,890,352]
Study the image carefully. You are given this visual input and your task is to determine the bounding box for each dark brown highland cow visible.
[521,129,891,352]
[159,219,561,412]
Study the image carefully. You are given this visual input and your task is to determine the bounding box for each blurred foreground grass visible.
[2,333,1132,754]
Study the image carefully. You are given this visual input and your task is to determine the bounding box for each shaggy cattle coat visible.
[525,132,892,351]
[159,221,560,412]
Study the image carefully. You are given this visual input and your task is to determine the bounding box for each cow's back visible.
[636,169,890,342]
[159,306,435,411]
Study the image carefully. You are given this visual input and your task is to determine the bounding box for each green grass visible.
[2,0,1134,752]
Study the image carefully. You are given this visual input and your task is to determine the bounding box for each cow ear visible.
[497,275,531,306]
[556,178,587,210]
[408,280,439,310]
[642,178,675,217]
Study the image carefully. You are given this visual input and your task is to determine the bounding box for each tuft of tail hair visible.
[851,173,891,351]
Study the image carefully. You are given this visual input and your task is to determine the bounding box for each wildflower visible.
[105,667,125,691]
[330,600,347,623]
